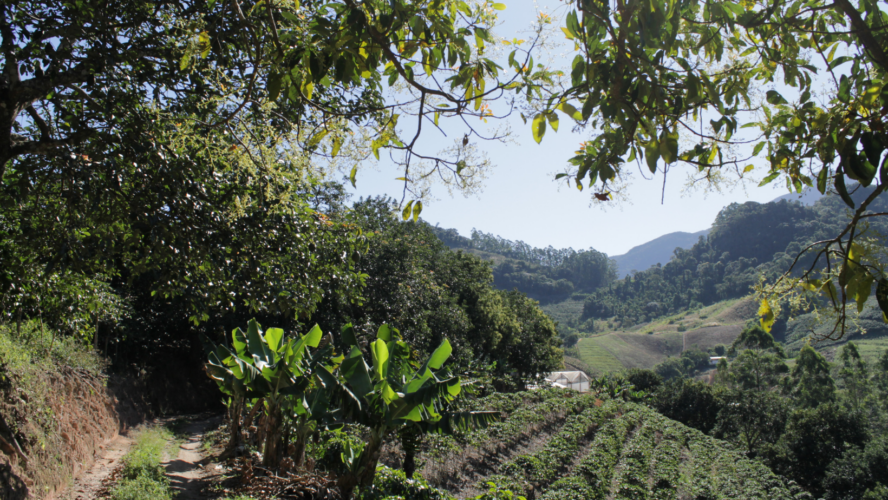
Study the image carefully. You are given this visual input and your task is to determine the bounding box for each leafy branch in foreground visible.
[519,0,888,337]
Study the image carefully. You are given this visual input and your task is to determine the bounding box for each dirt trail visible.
[162,417,219,500]
[62,435,133,500]
[61,415,221,500]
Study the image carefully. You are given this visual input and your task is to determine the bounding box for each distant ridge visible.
[608,188,826,278]
[610,229,710,278]
[773,186,823,206]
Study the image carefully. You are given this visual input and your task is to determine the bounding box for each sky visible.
[344,0,792,257]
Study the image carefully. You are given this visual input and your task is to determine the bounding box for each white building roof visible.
[546,371,591,383]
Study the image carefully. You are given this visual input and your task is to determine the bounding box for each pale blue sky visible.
[345,0,791,257]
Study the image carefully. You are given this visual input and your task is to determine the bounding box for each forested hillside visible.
[431,227,617,301]
[582,187,888,328]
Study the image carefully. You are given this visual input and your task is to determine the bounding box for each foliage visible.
[583,193,888,328]
[652,379,722,433]
[360,466,453,500]
[713,389,789,457]
[311,197,563,390]
[529,0,888,335]
[431,227,617,300]
[624,368,663,393]
[790,344,837,407]
[823,435,888,500]
[767,403,868,497]
[205,319,328,466]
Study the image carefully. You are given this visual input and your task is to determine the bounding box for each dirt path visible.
[162,417,219,500]
[62,434,133,500]
[61,415,221,500]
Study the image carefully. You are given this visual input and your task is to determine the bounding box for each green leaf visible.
[412,200,422,222]
[267,73,283,101]
[758,298,775,332]
[304,324,323,348]
[759,171,780,186]
[307,129,328,148]
[532,114,546,143]
[341,346,373,398]
[341,323,358,347]
[752,141,766,156]
[377,324,393,342]
[817,166,829,194]
[199,31,211,58]
[427,339,453,370]
[370,339,389,380]
[838,75,851,103]
[766,90,787,105]
[835,167,855,208]
[659,128,679,164]
[557,102,582,120]
[402,200,414,220]
[331,135,342,157]
[644,139,660,173]
[349,165,358,188]
[546,112,559,132]
[492,3,506,10]
[264,327,284,353]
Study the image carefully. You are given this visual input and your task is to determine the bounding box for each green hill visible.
[406,389,807,499]
[571,298,755,374]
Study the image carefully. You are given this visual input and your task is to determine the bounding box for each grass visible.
[571,298,755,374]
[110,426,177,500]
[576,338,625,375]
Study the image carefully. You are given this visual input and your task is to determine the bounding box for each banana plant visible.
[204,319,330,466]
[316,324,499,497]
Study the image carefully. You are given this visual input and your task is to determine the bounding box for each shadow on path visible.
[162,416,220,500]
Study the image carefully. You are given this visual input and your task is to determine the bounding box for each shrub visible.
[360,466,453,500]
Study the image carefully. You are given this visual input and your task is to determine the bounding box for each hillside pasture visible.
[576,337,625,374]
[683,325,744,351]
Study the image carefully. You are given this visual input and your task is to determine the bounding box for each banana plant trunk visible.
[357,427,387,489]
[225,394,244,454]
[339,426,388,499]
[399,426,420,479]
[292,415,311,468]
[262,401,284,467]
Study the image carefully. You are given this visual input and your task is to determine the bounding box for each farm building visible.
[545,371,592,392]
[709,356,727,366]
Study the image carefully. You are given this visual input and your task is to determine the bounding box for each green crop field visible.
[576,337,625,375]
[417,389,806,500]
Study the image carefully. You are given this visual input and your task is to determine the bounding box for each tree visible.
[1,0,546,329]
[837,342,871,413]
[768,403,867,497]
[823,436,888,500]
[714,389,789,458]
[790,344,836,407]
[526,0,888,337]
[652,378,722,433]
[309,197,563,389]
